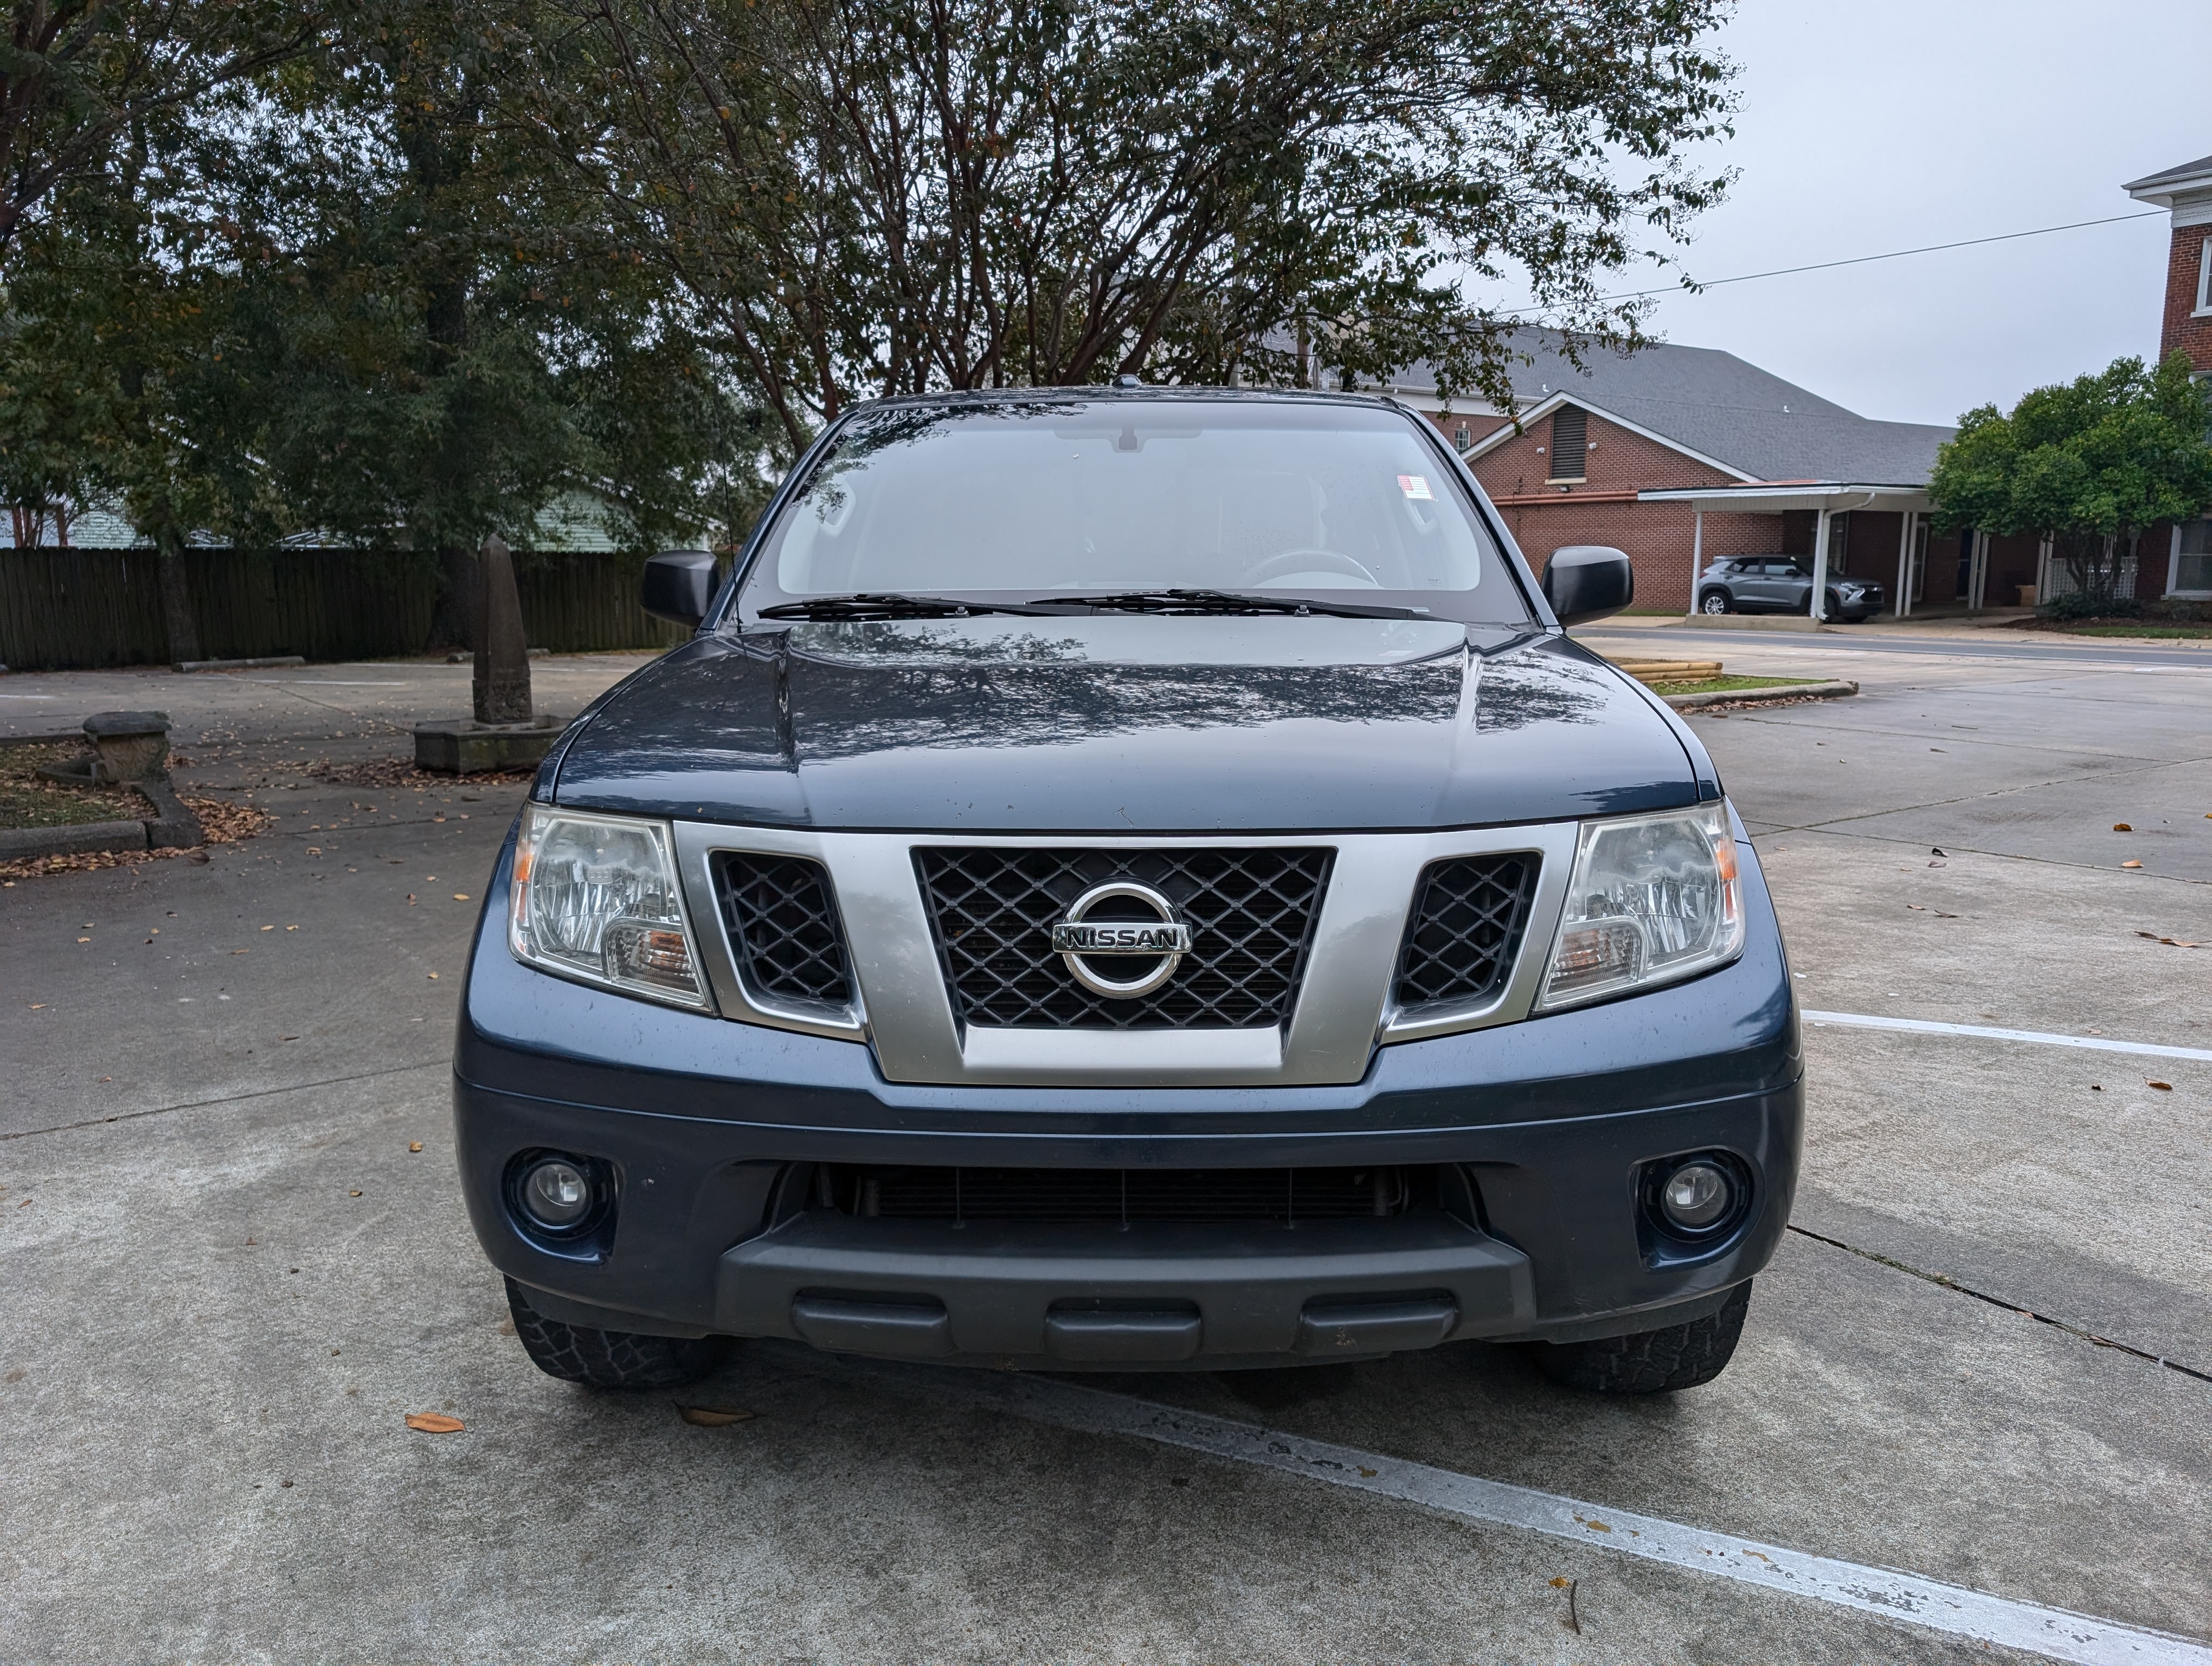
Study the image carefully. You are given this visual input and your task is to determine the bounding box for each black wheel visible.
[505,1276,728,1389]
[1698,589,1731,616]
[1531,1281,1751,1394]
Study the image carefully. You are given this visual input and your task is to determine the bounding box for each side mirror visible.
[1541,544,1634,626]
[641,549,719,628]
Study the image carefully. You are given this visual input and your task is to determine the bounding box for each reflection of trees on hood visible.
[1474,648,1610,734]
[796,622,1094,664]
[790,656,1464,760]
[590,629,1617,772]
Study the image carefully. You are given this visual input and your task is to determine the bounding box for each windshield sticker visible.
[1398,475,1433,500]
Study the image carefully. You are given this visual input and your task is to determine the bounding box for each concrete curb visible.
[0,819,149,859]
[1665,680,1858,710]
[176,655,305,673]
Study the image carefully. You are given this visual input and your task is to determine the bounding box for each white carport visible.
[1638,484,1935,621]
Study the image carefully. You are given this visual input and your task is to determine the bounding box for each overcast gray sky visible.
[1512,0,2212,428]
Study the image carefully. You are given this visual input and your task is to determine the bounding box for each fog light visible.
[1658,1160,1733,1233]
[522,1158,592,1229]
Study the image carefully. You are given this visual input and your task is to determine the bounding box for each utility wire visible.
[1604,210,2166,302]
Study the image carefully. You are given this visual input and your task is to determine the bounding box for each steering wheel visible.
[1239,547,1381,588]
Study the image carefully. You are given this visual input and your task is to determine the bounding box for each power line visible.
[1603,210,2166,302]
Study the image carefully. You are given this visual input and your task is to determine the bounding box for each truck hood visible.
[550,616,1705,831]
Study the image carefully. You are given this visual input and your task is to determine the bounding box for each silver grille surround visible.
[671,822,1579,1087]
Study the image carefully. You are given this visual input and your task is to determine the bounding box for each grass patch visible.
[0,742,148,830]
[1643,674,1821,696]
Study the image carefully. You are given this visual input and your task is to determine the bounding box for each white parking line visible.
[879,1367,2210,1666]
[1806,1010,2212,1062]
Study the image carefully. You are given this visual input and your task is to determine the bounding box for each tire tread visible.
[1533,1281,1751,1394]
[505,1277,726,1389]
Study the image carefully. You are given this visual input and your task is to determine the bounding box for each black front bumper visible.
[454,834,1803,1366]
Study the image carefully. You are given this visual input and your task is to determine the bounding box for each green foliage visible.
[0,0,1737,638]
[2042,588,2140,620]
[0,0,325,255]
[1931,353,2212,604]
[527,0,1738,450]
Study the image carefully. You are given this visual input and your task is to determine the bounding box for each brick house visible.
[1373,331,1962,617]
[2125,151,2212,600]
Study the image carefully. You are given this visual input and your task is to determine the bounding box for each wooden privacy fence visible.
[0,546,690,671]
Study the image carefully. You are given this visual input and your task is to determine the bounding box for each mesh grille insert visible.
[914,846,1332,1029]
[824,1164,1416,1224]
[711,851,854,1009]
[1392,853,1540,1011]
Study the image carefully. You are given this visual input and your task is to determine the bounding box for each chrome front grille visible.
[1391,854,1541,1012]
[913,846,1333,1029]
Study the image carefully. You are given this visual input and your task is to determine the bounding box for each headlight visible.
[1536,802,1744,1010]
[509,805,710,1009]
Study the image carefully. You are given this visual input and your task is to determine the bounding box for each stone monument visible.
[414,533,564,774]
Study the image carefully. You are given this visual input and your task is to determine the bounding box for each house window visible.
[2175,520,2212,594]
[1548,406,1587,480]
[1454,422,1471,450]
[2198,239,2212,317]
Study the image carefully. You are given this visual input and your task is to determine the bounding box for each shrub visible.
[2042,591,2140,620]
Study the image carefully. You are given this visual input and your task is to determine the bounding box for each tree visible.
[1931,353,2212,610]
[242,3,780,642]
[0,0,324,258]
[528,0,1736,452]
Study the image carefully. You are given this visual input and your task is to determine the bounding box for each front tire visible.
[1698,589,1731,616]
[1531,1281,1751,1394]
[505,1276,728,1389]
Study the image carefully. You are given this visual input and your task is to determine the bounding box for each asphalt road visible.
[2,647,2208,1664]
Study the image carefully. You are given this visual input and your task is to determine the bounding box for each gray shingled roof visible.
[1380,328,1954,486]
[2124,152,2212,193]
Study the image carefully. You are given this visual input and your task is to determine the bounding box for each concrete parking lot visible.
[3,631,2208,1664]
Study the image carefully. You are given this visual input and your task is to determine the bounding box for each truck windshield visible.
[736,396,1531,624]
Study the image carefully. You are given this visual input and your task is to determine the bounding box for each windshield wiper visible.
[1056,588,1431,621]
[755,592,1063,621]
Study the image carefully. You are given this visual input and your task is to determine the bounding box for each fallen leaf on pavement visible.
[2113,823,2132,832]
[348,1189,363,1197]
[677,1405,755,1427]
[452,893,469,902]
[2122,860,2144,869]
[405,1413,465,1434]
[2148,1081,2173,1091]
[1549,1576,1572,1589]
[426,972,439,981]
[409,1141,423,1152]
